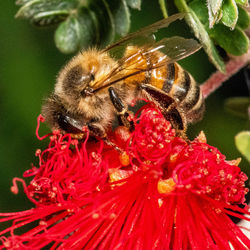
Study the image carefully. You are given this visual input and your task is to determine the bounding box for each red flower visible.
[0,106,249,249]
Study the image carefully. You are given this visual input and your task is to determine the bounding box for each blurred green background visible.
[0,0,249,212]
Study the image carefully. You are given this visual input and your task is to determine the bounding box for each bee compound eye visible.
[64,65,84,86]
[64,66,94,87]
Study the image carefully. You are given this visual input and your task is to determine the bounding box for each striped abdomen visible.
[150,62,205,123]
[123,46,205,124]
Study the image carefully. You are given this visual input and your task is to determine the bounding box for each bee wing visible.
[145,36,201,63]
[103,13,186,59]
[93,35,201,92]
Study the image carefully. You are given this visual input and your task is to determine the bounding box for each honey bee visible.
[42,13,205,140]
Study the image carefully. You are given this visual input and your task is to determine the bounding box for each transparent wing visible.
[103,13,186,59]
[93,35,201,92]
[146,36,201,63]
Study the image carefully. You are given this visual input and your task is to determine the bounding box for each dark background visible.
[0,0,249,212]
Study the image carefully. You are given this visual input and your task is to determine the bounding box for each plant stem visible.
[200,48,250,99]
[159,0,168,18]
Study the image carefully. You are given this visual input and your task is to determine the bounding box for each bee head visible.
[59,64,95,99]
[55,49,117,102]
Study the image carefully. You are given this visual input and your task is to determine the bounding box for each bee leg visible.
[164,107,187,138]
[140,84,186,135]
[140,84,175,109]
[103,139,123,152]
[87,123,123,152]
[108,87,134,131]
[87,123,106,138]
[57,114,85,134]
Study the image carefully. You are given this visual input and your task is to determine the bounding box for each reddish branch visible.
[200,48,250,99]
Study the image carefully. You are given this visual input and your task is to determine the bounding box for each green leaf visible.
[16,0,77,26]
[207,0,223,14]
[54,8,96,54]
[235,0,249,6]
[89,0,115,47]
[189,0,208,23]
[32,9,70,26]
[235,131,250,162]
[159,0,168,18]
[209,24,249,56]
[237,5,250,29]
[55,16,80,54]
[175,0,225,72]
[126,0,141,10]
[207,0,223,28]
[77,7,98,47]
[16,0,42,18]
[224,97,250,119]
[108,0,131,36]
[188,0,249,56]
[221,0,238,29]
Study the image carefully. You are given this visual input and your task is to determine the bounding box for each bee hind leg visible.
[140,84,187,137]
[108,87,134,131]
[140,84,175,109]
[163,107,187,138]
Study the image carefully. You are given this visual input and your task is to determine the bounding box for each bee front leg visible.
[87,123,123,152]
[108,87,134,131]
[87,123,106,138]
